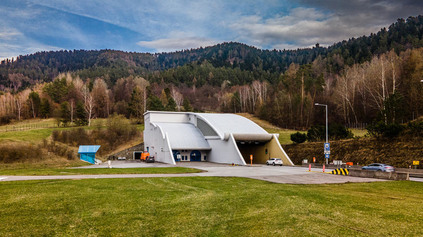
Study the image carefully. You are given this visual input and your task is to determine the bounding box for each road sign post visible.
[324,143,330,163]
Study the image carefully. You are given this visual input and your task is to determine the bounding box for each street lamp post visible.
[315,103,328,164]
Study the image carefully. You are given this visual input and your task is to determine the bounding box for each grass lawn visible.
[0,118,57,128]
[265,128,305,145]
[351,128,368,137]
[0,167,202,176]
[0,128,56,142]
[0,118,143,143]
[1,178,422,236]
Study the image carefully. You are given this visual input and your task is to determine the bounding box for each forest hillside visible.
[2,16,423,129]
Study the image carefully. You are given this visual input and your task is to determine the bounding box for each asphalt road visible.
[0,161,389,184]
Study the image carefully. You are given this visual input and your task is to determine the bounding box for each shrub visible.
[0,143,43,163]
[367,122,405,138]
[307,123,353,141]
[52,130,61,141]
[51,115,140,155]
[329,123,354,140]
[105,114,138,147]
[383,123,405,138]
[290,132,307,144]
[406,121,423,137]
[42,140,75,159]
[0,114,15,125]
[307,125,325,141]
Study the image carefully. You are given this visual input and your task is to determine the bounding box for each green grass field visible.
[0,128,56,142]
[0,118,109,129]
[1,177,422,236]
[0,167,202,176]
[350,128,368,137]
[0,118,143,143]
[265,128,305,145]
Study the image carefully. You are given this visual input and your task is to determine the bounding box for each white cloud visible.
[0,26,61,59]
[230,7,384,49]
[0,30,22,40]
[137,34,218,52]
[3,0,423,55]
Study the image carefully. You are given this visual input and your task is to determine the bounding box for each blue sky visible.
[1,0,423,59]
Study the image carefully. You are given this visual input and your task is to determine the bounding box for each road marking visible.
[0,177,8,180]
[307,170,332,173]
[410,177,423,182]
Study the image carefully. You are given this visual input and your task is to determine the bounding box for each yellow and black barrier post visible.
[331,168,349,175]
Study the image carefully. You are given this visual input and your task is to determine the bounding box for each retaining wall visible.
[348,169,409,181]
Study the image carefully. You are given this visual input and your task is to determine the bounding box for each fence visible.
[0,123,57,132]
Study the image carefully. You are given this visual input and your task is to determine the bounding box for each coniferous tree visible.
[40,98,51,118]
[75,101,88,126]
[128,86,144,121]
[230,92,241,113]
[60,101,71,127]
[43,78,69,103]
[147,95,164,111]
[182,98,193,112]
[166,97,177,111]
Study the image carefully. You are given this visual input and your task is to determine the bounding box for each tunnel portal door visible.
[190,150,202,161]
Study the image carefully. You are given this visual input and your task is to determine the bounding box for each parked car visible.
[362,163,395,172]
[146,156,155,163]
[266,158,283,166]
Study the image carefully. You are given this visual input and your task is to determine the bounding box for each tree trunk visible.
[15,98,22,121]
[70,100,74,124]
[381,59,387,124]
[31,98,35,118]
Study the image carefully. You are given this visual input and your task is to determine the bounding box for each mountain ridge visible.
[1,15,423,93]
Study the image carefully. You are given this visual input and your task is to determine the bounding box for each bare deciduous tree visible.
[171,87,183,111]
[83,85,94,126]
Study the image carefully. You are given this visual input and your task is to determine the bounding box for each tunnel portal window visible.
[197,118,218,136]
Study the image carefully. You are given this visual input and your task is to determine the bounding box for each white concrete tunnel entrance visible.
[234,134,291,165]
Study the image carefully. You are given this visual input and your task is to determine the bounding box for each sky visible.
[1,0,423,59]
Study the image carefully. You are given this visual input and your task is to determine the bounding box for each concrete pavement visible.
[0,161,388,184]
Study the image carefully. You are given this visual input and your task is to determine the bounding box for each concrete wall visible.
[162,132,176,165]
[149,112,189,123]
[207,135,246,165]
[349,169,409,180]
[144,123,175,165]
[268,135,294,166]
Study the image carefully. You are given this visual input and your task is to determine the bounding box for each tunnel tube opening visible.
[236,140,271,164]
